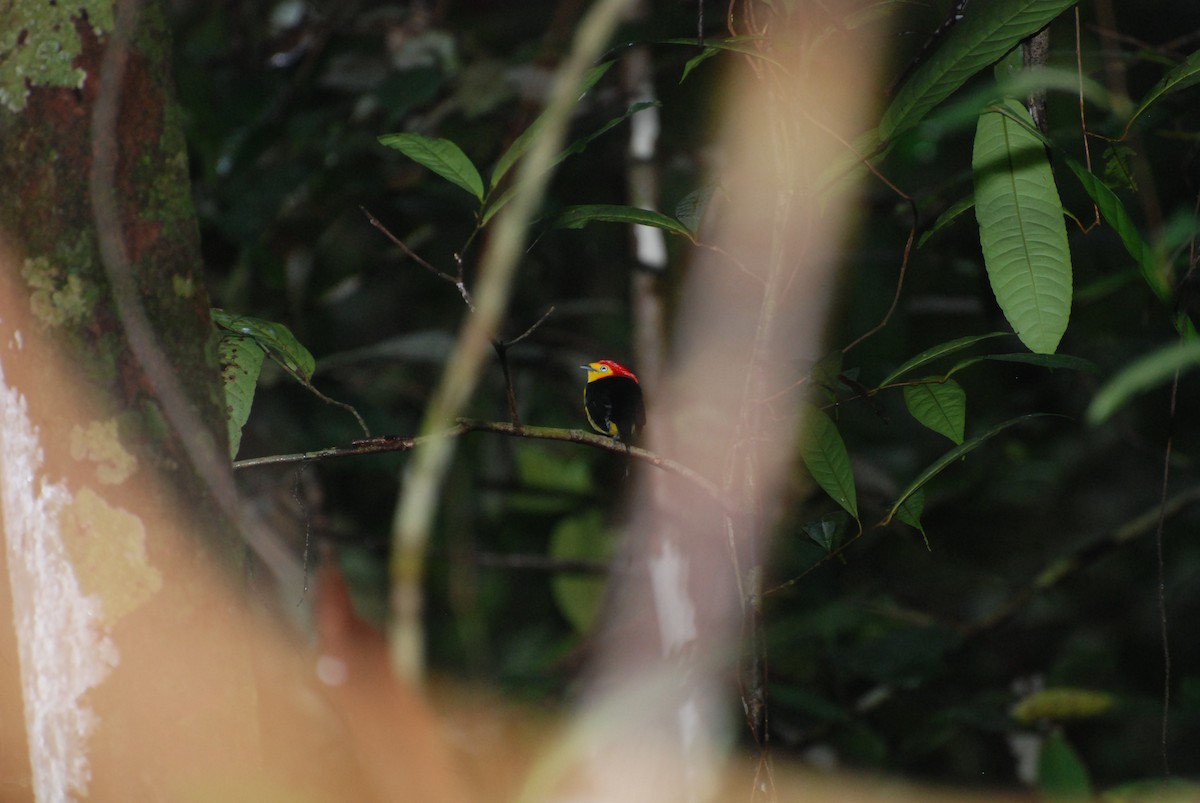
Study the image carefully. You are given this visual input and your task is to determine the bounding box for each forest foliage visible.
[181,0,1200,796]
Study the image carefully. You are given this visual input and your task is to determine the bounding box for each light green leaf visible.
[879,0,1077,143]
[880,332,1008,386]
[904,379,966,444]
[885,413,1054,524]
[800,406,859,520]
[550,510,612,633]
[217,336,265,459]
[378,132,484,201]
[1065,158,1171,307]
[1037,732,1093,799]
[552,204,696,239]
[1126,48,1200,131]
[212,309,316,382]
[489,60,615,190]
[973,98,1072,354]
[1086,340,1200,425]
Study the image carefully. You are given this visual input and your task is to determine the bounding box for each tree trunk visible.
[0,2,257,797]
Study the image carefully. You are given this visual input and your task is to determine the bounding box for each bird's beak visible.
[580,365,592,371]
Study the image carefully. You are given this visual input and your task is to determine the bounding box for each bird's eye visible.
[600,365,609,372]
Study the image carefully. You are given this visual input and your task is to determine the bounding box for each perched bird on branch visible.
[581,360,646,445]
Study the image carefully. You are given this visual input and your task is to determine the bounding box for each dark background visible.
[171,0,1200,791]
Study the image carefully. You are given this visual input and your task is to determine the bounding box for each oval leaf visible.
[378,132,484,201]
[880,332,1008,386]
[885,413,1055,524]
[904,379,966,444]
[879,0,1077,143]
[973,99,1072,354]
[1126,48,1200,132]
[553,204,696,240]
[800,406,859,520]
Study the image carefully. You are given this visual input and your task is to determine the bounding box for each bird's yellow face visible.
[583,361,613,383]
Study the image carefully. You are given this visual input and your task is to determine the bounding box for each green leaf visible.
[212,309,316,382]
[904,379,966,444]
[919,193,975,248]
[378,132,485,201]
[879,0,1077,143]
[482,100,657,225]
[675,182,718,233]
[549,510,612,634]
[973,99,1072,354]
[803,514,846,553]
[552,204,696,239]
[681,46,721,83]
[1126,48,1200,131]
[880,332,1008,386]
[217,335,264,460]
[1065,158,1170,306]
[1037,732,1092,800]
[1086,340,1200,425]
[1103,779,1200,803]
[652,36,784,82]
[489,60,615,190]
[885,413,1055,524]
[944,351,1100,378]
[800,406,859,519]
[894,488,930,549]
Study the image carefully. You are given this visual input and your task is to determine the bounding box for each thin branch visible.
[233,418,729,510]
[501,305,556,348]
[360,206,458,284]
[961,483,1200,640]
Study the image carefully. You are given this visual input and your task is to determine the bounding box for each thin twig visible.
[233,418,729,510]
[360,205,458,284]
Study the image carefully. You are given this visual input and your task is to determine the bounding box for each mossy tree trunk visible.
[0,2,264,798]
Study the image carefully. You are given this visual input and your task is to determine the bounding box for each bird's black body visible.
[584,375,646,443]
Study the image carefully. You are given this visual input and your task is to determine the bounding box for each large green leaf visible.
[800,407,858,520]
[884,413,1054,524]
[879,0,1077,143]
[1086,340,1200,425]
[904,379,966,444]
[1126,48,1200,131]
[973,99,1072,354]
[378,132,485,201]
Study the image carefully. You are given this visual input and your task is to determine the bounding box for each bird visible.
[581,360,646,445]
